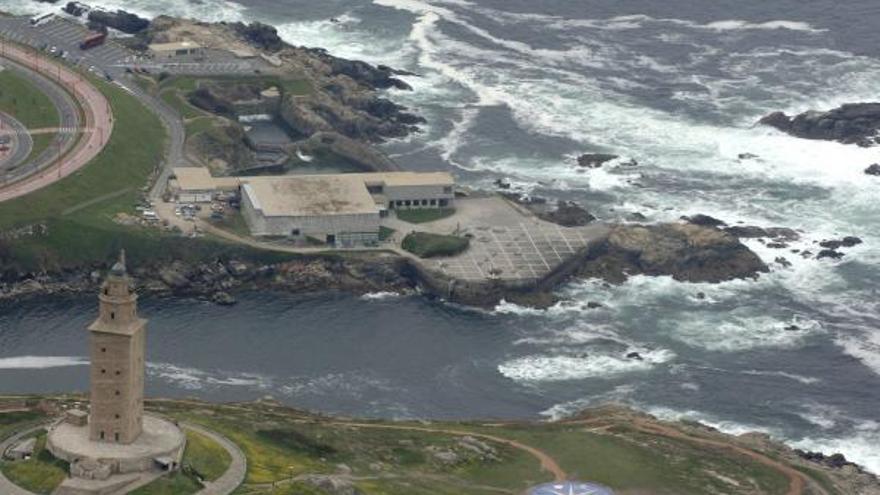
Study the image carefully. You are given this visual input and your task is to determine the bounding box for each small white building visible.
[149,40,204,59]
[5,437,36,461]
[169,167,238,203]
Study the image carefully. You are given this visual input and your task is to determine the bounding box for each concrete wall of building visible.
[381,184,455,209]
[261,212,380,239]
[241,187,381,240]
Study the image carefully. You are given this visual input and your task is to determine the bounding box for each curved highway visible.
[0,42,112,202]
[0,111,32,172]
[0,54,77,183]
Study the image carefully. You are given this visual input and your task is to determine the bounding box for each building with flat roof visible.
[168,167,455,245]
[241,175,382,244]
[148,40,204,59]
[169,167,238,203]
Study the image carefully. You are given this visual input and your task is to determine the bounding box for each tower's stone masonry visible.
[87,251,146,444]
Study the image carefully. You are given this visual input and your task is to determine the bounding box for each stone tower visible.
[88,250,146,444]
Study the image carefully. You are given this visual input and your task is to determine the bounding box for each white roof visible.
[243,175,379,217]
[149,41,202,52]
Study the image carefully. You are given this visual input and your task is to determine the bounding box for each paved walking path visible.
[184,423,247,495]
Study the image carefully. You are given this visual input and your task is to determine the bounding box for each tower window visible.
[101,369,106,374]
[115,414,120,419]
[115,432,120,442]
[115,390,120,396]
[110,312,115,320]
[115,370,121,376]
[100,431,105,440]
[101,347,106,353]
[104,288,108,295]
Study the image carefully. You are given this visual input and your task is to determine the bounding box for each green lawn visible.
[0,431,68,495]
[0,72,297,272]
[401,231,469,258]
[160,89,207,120]
[183,429,232,482]
[379,226,395,241]
[184,116,220,138]
[0,410,45,441]
[396,208,455,224]
[129,472,202,495]
[0,70,60,129]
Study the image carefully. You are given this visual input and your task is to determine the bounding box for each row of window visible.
[390,198,450,208]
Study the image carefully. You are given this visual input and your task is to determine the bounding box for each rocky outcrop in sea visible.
[578,223,768,284]
[759,103,880,147]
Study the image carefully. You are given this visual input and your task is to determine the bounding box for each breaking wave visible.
[498,348,675,382]
[0,356,88,369]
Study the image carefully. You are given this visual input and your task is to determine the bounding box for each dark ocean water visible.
[1,0,879,473]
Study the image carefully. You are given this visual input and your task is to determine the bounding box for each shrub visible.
[402,232,469,258]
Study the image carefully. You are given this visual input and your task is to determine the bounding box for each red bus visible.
[80,31,107,50]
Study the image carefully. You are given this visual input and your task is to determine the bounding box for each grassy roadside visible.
[129,429,231,495]
[0,71,296,272]
[0,430,67,494]
[0,70,60,129]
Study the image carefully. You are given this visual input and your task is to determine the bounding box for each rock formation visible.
[759,103,880,147]
[578,223,768,283]
[577,153,619,168]
[536,201,596,227]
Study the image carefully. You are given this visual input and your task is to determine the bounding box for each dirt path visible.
[331,421,567,482]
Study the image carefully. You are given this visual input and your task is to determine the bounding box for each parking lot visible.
[0,15,265,76]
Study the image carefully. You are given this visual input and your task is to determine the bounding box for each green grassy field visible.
[396,208,455,224]
[140,400,823,495]
[184,429,233,482]
[0,409,44,440]
[0,70,60,129]
[0,431,68,495]
[0,402,846,495]
[129,473,202,495]
[402,231,469,258]
[0,73,297,272]
[129,428,232,495]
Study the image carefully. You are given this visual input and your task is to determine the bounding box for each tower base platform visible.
[46,415,185,494]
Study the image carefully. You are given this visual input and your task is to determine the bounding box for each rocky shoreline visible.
[0,216,772,309]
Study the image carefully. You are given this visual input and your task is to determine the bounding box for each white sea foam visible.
[0,356,88,369]
[793,431,880,475]
[146,362,271,391]
[0,0,249,22]
[664,314,822,352]
[646,406,780,437]
[359,291,401,301]
[741,370,821,385]
[498,348,674,382]
[539,384,638,420]
[648,406,880,475]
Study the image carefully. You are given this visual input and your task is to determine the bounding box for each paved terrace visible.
[388,197,610,283]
